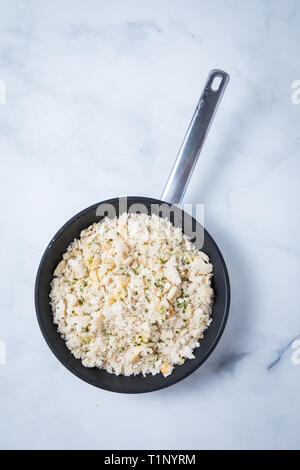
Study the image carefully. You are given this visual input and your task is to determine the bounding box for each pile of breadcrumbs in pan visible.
[50,213,214,377]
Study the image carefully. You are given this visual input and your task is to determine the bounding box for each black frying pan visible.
[35,70,230,393]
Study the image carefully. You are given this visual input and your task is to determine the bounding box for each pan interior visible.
[35,197,230,393]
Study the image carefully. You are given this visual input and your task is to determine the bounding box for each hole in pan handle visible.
[161,69,230,207]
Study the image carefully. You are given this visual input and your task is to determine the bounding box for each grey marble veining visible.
[0,0,299,450]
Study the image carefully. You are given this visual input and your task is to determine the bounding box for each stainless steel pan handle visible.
[161,69,229,206]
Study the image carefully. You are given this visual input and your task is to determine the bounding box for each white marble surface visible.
[1,0,300,450]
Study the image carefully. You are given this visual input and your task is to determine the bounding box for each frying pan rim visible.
[35,196,230,393]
